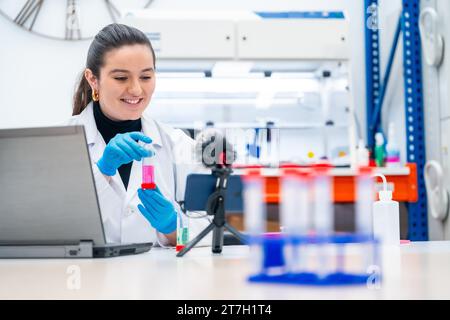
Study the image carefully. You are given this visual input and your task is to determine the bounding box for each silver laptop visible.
[0,126,152,258]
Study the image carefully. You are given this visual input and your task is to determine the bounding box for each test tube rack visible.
[248,233,380,286]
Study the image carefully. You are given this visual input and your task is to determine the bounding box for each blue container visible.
[248,233,380,286]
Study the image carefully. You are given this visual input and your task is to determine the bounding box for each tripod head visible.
[195,128,236,169]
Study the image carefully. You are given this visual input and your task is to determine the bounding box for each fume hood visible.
[121,10,356,166]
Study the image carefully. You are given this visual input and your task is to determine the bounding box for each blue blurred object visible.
[262,234,285,269]
[97,132,152,176]
[138,187,177,234]
[255,11,345,20]
[248,233,379,286]
[246,128,261,159]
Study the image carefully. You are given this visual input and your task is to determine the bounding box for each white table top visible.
[1,241,450,299]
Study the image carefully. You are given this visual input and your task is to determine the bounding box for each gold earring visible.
[92,90,99,102]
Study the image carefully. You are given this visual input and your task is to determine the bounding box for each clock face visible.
[0,0,152,40]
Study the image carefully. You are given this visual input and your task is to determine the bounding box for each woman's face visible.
[85,44,155,121]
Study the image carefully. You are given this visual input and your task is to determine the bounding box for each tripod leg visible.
[224,222,248,244]
[176,222,215,257]
[212,226,224,254]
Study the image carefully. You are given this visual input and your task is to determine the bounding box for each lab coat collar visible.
[78,102,99,145]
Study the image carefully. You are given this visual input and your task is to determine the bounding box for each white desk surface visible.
[1,241,450,300]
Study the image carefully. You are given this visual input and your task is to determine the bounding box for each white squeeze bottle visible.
[372,173,400,245]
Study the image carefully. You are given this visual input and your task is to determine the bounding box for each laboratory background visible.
[1,0,450,301]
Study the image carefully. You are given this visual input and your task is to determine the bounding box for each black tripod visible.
[176,166,246,257]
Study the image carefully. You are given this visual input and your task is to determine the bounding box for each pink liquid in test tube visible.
[142,165,156,189]
[142,144,156,189]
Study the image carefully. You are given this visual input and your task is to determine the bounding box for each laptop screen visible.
[0,126,106,245]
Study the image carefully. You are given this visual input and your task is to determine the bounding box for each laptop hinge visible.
[0,240,94,258]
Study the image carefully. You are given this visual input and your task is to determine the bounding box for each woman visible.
[67,23,207,246]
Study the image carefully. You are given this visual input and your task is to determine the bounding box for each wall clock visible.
[0,0,153,40]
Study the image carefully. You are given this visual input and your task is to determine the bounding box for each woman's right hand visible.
[97,132,152,176]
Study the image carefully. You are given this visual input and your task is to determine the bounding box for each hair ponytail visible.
[72,23,155,116]
[72,73,92,116]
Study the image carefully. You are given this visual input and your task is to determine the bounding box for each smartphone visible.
[183,174,243,212]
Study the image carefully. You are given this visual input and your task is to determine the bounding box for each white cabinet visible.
[236,19,349,60]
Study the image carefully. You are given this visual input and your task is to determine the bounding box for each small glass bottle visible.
[176,210,189,252]
[141,144,156,190]
[374,132,386,167]
[385,122,401,168]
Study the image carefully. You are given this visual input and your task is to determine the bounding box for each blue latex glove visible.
[97,132,152,176]
[137,187,177,234]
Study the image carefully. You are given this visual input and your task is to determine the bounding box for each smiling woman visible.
[66,23,209,247]
[84,44,156,121]
[72,23,156,118]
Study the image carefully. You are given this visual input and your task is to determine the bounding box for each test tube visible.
[280,167,300,272]
[297,170,312,233]
[243,168,266,274]
[356,166,375,273]
[280,167,298,233]
[280,166,312,273]
[176,211,189,252]
[356,166,374,235]
[313,163,333,235]
[312,162,334,277]
[294,168,312,273]
[141,144,156,190]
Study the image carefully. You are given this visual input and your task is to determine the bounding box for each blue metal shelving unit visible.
[364,0,381,149]
[401,0,428,240]
[364,0,428,240]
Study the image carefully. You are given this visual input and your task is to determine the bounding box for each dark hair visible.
[73,23,155,115]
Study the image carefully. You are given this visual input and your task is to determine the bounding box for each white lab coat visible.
[65,102,210,246]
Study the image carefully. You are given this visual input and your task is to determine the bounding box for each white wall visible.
[0,0,404,153]
[0,17,90,128]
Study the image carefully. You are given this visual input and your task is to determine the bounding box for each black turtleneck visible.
[93,101,142,190]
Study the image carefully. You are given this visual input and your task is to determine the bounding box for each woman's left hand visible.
[137,187,177,234]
